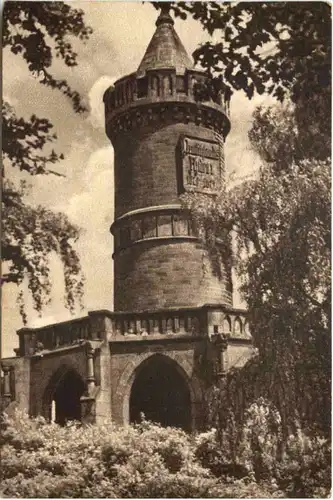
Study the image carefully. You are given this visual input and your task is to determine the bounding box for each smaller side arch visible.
[42,364,86,425]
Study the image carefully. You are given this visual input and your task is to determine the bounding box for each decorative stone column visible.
[210,333,229,385]
[86,344,96,394]
[80,343,97,424]
[2,365,12,404]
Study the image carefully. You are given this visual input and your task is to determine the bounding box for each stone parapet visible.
[104,68,230,126]
[15,305,251,357]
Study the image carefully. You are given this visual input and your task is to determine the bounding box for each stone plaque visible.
[181,136,220,194]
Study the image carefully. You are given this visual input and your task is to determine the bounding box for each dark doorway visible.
[52,370,85,425]
[129,355,191,430]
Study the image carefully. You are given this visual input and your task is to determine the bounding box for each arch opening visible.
[129,355,191,430]
[51,369,85,425]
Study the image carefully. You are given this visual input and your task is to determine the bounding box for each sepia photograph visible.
[1,1,331,497]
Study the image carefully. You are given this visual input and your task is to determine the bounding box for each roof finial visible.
[155,2,174,27]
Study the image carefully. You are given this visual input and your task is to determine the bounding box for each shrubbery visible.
[0,407,330,498]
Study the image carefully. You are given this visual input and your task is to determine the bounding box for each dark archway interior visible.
[129,355,191,431]
[53,370,85,425]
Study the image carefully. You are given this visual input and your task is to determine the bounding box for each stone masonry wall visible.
[114,239,231,312]
[109,338,206,428]
[113,121,225,218]
[29,347,87,417]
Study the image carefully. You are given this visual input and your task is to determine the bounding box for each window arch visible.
[151,75,160,97]
[163,75,173,96]
[234,317,242,336]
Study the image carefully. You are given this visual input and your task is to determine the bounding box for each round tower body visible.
[104,10,232,312]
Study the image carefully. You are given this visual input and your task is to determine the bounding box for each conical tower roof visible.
[137,5,193,77]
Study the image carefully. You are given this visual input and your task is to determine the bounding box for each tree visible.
[165,2,330,101]
[164,2,331,434]
[156,2,331,157]
[2,2,92,322]
[183,103,330,435]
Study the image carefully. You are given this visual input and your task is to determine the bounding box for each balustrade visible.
[16,305,250,356]
[17,317,93,356]
[108,307,250,340]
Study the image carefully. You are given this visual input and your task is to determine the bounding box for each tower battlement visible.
[103,68,230,139]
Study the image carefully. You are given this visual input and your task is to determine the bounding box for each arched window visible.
[120,223,131,247]
[176,76,185,93]
[142,215,157,239]
[166,318,174,334]
[151,75,160,97]
[172,214,188,236]
[234,317,242,336]
[128,319,136,334]
[130,218,142,242]
[126,81,132,102]
[244,321,251,337]
[187,316,199,334]
[141,319,149,335]
[179,317,186,333]
[152,319,160,334]
[223,317,231,334]
[157,214,172,237]
[163,75,173,96]
[115,320,123,335]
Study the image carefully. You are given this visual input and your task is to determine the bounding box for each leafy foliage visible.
[2,180,84,322]
[3,1,92,112]
[160,2,331,104]
[2,409,330,498]
[2,102,65,177]
[199,400,331,498]
[183,102,331,435]
[2,2,92,322]
[0,410,286,498]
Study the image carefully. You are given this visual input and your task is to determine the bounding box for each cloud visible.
[66,169,114,231]
[88,75,120,129]
[28,316,61,328]
[84,145,114,185]
[225,91,277,179]
[65,146,114,223]
[62,146,115,311]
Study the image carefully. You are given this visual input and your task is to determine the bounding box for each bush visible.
[276,431,331,498]
[201,398,331,498]
[0,409,329,498]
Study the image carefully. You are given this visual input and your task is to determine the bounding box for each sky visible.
[2,1,275,358]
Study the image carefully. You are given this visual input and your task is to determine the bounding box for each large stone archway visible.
[114,351,204,431]
[129,354,191,430]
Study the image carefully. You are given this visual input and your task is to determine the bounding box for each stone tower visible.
[1,6,252,431]
[104,5,232,313]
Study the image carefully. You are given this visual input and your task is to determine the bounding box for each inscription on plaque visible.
[181,136,220,194]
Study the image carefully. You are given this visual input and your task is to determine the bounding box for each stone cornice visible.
[112,235,200,258]
[111,204,182,225]
[105,100,230,141]
[110,204,185,233]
